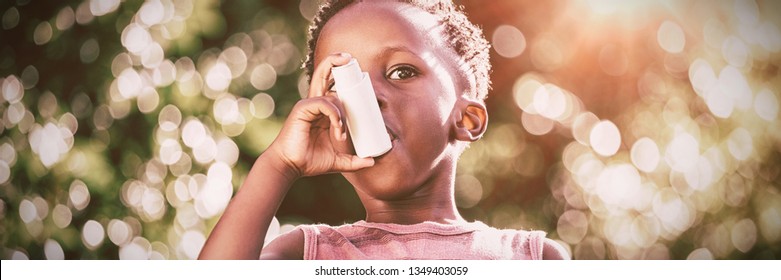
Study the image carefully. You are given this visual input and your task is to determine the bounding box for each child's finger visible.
[332,154,375,172]
[320,96,347,141]
[308,53,353,99]
[323,96,349,142]
[330,109,345,142]
[295,97,343,134]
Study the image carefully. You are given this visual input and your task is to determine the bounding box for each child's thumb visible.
[333,154,375,172]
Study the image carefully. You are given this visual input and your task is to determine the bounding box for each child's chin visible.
[362,180,417,200]
[352,163,397,179]
[347,168,413,197]
[371,137,397,161]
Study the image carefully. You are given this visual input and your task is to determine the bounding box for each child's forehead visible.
[315,2,458,65]
[330,4,442,45]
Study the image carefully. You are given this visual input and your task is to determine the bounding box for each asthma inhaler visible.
[332,58,392,158]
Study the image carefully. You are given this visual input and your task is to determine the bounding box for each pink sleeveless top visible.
[297,220,546,260]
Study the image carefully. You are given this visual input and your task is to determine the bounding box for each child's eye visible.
[387,65,419,80]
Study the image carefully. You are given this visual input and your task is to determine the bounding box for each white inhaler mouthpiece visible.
[332,58,392,158]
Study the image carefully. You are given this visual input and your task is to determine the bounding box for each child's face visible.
[314,1,467,199]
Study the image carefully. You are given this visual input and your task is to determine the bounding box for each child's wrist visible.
[255,149,301,184]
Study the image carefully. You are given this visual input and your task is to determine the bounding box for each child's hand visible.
[265,53,374,178]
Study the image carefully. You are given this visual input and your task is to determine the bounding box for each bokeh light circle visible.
[589,120,621,157]
[492,25,526,58]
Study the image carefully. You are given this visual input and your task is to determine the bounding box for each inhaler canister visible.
[332,59,392,158]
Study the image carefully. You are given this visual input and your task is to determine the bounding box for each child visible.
[199,0,568,260]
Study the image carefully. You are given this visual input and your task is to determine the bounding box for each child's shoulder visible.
[464,222,569,259]
[260,222,359,260]
[260,228,305,260]
[487,225,569,259]
[541,238,569,260]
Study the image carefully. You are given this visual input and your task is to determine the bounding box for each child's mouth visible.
[386,127,398,142]
[375,127,397,160]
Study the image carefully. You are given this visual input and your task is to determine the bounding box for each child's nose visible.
[375,90,388,110]
[371,75,388,110]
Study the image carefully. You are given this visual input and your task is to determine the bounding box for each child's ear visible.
[453,100,488,142]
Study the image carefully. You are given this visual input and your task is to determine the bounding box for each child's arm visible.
[198,53,373,260]
[196,151,298,260]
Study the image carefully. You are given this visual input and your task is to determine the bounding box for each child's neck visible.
[360,181,464,225]
[365,208,464,225]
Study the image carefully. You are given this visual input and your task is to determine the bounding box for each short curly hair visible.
[303,0,492,100]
